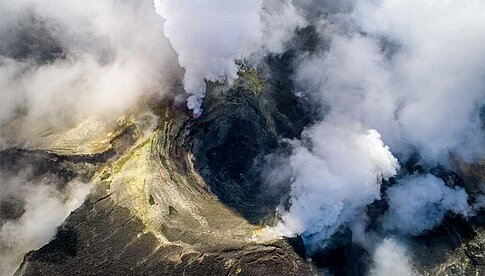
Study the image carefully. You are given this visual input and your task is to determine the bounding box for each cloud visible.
[267,122,399,251]
[383,174,470,235]
[154,0,306,115]
[0,0,181,148]
[0,170,92,276]
[154,0,264,115]
[265,0,485,254]
[368,238,418,276]
[353,0,485,162]
[260,0,307,54]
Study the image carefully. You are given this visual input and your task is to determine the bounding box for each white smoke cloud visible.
[154,0,306,115]
[0,171,92,276]
[383,174,470,235]
[352,0,485,162]
[266,122,399,250]
[0,0,180,147]
[154,0,264,115]
[296,33,403,150]
[368,238,418,276]
[296,0,485,163]
[260,0,307,54]
[265,0,485,255]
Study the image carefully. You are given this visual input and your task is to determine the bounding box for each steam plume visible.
[0,0,180,147]
[383,174,470,235]
[368,238,418,276]
[154,0,306,115]
[265,0,485,258]
[267,123,399,250]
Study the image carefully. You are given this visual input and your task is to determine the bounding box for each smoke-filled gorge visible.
[1,0,484,276]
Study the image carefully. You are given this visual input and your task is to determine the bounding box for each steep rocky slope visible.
[11,69,314,275]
